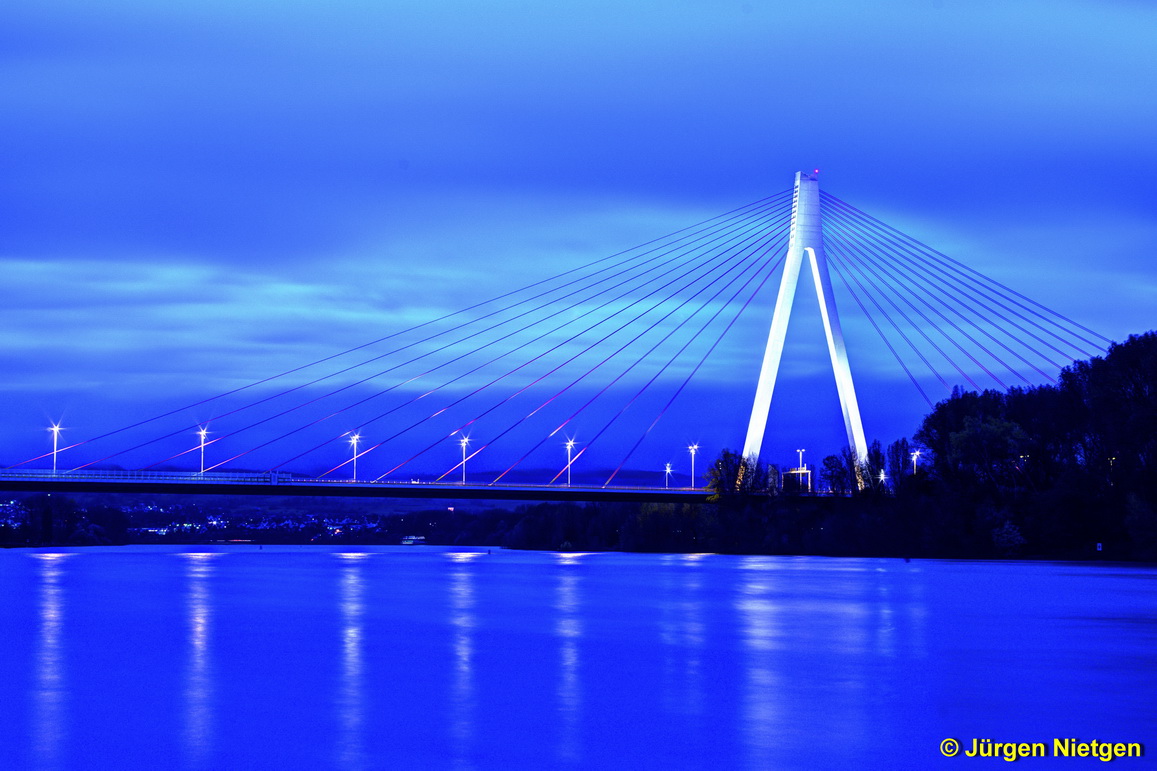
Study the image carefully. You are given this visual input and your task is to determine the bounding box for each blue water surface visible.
[1,546,1154,769]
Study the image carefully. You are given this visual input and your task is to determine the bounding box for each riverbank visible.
[2,492,1144,561]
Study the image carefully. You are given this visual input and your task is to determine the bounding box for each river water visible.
[1,546,1153,769]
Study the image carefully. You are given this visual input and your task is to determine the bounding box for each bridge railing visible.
[0,468,280,485]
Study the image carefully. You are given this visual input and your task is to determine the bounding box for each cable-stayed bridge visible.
[3,172,1109,501]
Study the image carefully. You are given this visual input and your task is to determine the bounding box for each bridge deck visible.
[0,470,710,504]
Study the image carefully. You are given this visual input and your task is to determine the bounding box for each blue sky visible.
[4,0,1155,481]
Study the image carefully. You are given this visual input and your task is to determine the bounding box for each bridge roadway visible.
[0,469,711,504]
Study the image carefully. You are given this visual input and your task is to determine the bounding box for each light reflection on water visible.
[659,554,706,721]
[182,552,217,769]
[735,556,783,769]
[7,547,1156,770]
[31,553,71,771]
[336,553,368,770]
[554,556,582,765]
[677,556,705,718]
[447,552,478,770]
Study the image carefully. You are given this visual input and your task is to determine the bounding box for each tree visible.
[706,449,778,502]
[820,451,855,495]
[886,437,913,483]
[864,439,887,492]
[948,415,1030,492]
[992,519,1026,556]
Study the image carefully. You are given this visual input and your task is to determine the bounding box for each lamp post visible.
[197,427,209,474]
[911,450,921,475]
[796,448,805,469]
[459,436,469,484]
[49,423,62,473]
[664,462,672,489]
[348,432,361,481]
[565,438,576,487]
[688,443,699,489]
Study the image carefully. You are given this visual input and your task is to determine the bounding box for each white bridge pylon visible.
[742,171,868,463]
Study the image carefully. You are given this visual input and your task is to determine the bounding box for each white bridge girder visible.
[742,171,868,463]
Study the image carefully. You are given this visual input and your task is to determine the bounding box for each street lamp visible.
[796,448,805,469]
[878,469,887,485]
[197,426,209,474]
[48,423,63,473]
[565,438,576,487]
[664,462,673,489]
[911,450,921,475]
[688,444,699,488]
[348,432,361,481]
[459,436,470,484]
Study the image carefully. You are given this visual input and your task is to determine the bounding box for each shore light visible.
[459,436,470,484]
[348,432,361,481]
[565,438,576,487]
[49,423,63,473]
[197,426,209,474]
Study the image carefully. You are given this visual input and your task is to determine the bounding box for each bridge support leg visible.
[741,171,868,464]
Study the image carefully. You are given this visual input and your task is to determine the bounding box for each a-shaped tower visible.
[742,171,868,462]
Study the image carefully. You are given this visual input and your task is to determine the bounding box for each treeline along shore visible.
[4,331,1155,560]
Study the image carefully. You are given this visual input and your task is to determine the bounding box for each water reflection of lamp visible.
[735,557,783,768]
[448,552,478,765]
[183,553,216,768]
[336,553,368,768]
[32,553,71,769]
[656,556,707,726]
[555,558,583,764]
[680,556,706,716]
